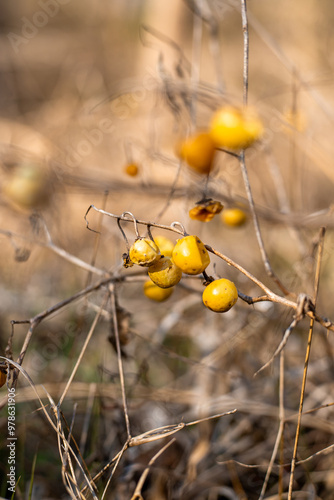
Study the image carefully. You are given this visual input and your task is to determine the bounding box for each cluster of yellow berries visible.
[123,105,262,180]
[126,233,238,313]
[177,105,263,175]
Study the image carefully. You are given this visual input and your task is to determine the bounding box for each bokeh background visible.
[1,1,334,499]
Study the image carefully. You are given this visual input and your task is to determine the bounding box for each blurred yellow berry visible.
[202,278,238,313]
[172,235,210,275]
[221,208,247,227]
[210,106,263,150]
[154,235,175,257]
[124,163,139,177]
[177,131,216,174]
[3,163,50,210]
[129,238,161,267]
[143,280,174,302]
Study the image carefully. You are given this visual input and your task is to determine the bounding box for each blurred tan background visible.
[2,2,334,499]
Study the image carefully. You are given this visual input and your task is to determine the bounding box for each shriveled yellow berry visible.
[148,256,182,288]
[210,106,263,150]
[124,163,139,177]
[172,235,210,275]
[177,131,216,174]
[221,208,247,227]
[4,163,50,210]
[154,235,174,257]
[202,278,238,313]
[189,199,224,222]
[129,238,161,267]
[143,280,174,302]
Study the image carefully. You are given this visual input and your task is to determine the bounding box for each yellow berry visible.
[129,238,161,267]
[221,208,247,227]
[124,163,139,177]
[143,280,174,302]
[4,163,50,210]
[202,278,238,313]
[172,235,210,275]
[210,106,263,150]
[154,235,174,257]
[177,132,216,174]
[148,256,182,288]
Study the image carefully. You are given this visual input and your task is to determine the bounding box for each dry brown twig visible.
[287,227,326,499]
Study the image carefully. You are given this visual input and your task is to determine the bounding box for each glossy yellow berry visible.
[177,132,216,174]
[172,235,210,275]
[143,280,174,302]
[202,278,238,313]
[148,256,182,288]
[221,208,247,227]
[210,106,263,150]
[124,163,139,177]
[129,238,161,267]
[4,163,50,210]
[154,235,174,257]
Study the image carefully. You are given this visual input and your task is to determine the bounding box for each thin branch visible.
[206,245,297,310]
[101,440,130,500]
[288,227,325,499]
[239,152,291,296]
[109,284,132,440]
[58,292,109,407]
[131,439,176,500]
[254,312,301,377]
[258,351,285,500]
[190,0,203,128]
[239,0,291,296]
[84,205,186,236]
[241,0,249,106]
[0,227,105,276]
